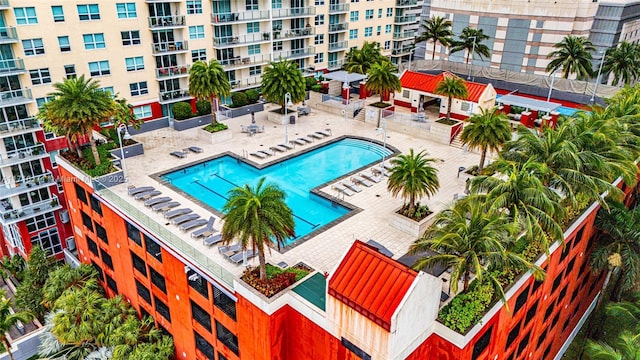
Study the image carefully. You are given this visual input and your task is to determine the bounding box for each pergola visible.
[322,71,367,85]
[497,94,562,113]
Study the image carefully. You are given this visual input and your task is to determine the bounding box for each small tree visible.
[261,59,306,113]
[171,102,193,120]
[434,75,469,121]
[15,246,57,321]
[188,59,231,125]
[196,100,211,116]
[546,35,595,80]
[231,92,249,107]
[387,149,440,219]
[0,290,32,360]
[460,107,511,172]
[414,16,453,60]
[366,61,402,105]
[245,89,260,104]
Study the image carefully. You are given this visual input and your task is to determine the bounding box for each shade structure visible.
[497,94,561,113]
[322,70,368,84]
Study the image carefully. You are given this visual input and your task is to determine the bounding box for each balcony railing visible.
[396,0,418,6]
[393,30,415,40]
[282,27,315,38]
[328,41,348,52]
[230,76,261,90]
[0,195,61,225]
[0,143,46,166]
[391,46,413,55]
[0,171,55,198]
[276,47,315,59]
[0,58,25,75]
[328,59,345,69]
[219,54,270,67]
[328,23,348,32]
[159,89,191,103]
[213,33,265,47]
[210,10,270,24]
[0,0,9,9]
[394,14,417,23]
[272,8,315,18]
[148,15,186,28]
[329,3,350,13]
[0,27,18,43]
[151,41,188,55]
[0,88,33,105]
[156,64,191,79]
[0,117,39,135]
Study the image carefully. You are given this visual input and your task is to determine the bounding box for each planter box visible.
[127,117,170,135]
[172,114,211,131]
[364,104,394,126]
[91,169,125,188]
[429,118,462,145]
[198,127,232,144]
[220,103,264,118]
[389,207,437,237]
[267,108,297,125]
[109,141,144,159]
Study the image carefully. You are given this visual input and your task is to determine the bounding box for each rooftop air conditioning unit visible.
[59,210,70,223]
[65,236,76,251]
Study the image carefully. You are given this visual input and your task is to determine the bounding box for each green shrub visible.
[231,92,248,107]
[438,281,495,333]
[305,76,317,90]
[203,122,229,133]
[196,100,211,116]
[172,102,193,120]
[311,84,322,93]
[245,89,260,104]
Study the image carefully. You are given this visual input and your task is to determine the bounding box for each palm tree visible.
[344,41,388,75]
[188,59,231,125]
[0,290,32,360]
[602,41,640,86]
[546,35,595,79]
[38,75,116,165]
[434,75,469,120]
[450,27,490,63]
[460,107,511,172]
[261,59,306,114]
[221,177,295,280]
[366,61,402,104]
[42,264,99,310]
[585,332,640,360]
[414,16,453,60]
[387,149,440,218]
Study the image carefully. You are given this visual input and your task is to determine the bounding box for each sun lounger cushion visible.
[144,196,171,207]
[171,213,199,225]
[250,151,267,159]
[152,201,179,212]
[279,143,293,150]
[333,183,354,196]
[165,208,192,219]
[204,233,223,246]
[230,249,257,264]
[134,190,161,200]
[170,151,187,158]
[179,218,208,231]
[188,146,203,153]
[342,181,362,193]
[352,176,373,187]
[128,186,154,195]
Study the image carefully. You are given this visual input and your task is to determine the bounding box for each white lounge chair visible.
[170,151,187,158]
[361,172,382,183]
[317,129,332,137]
[291,139,307,146]
[134,190,161,200]
[333,183,354,196]
[270,145,287,153]
[308,133,323,140]
[128,186,154,195]
[192,217,216,238]
[144,196,171,207]
[279,143,294,150]
[152,201,179,212]
[342,181,362,193]
[188,146,203,153]
[298,137,313,143]
[250,151,267,159]
[314,131,330,138]
[351,176,373,187]
[203,233,223,247]
[179,218,208,231]
[171,213,199,225]
[372,167,390,177]
[259,149,275,157]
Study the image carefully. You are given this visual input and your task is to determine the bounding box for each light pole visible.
[408,48,414,72]
[591,49,607,104]
[546,68,560,103]
[117,124,132,182]
[284,92,292,144]
[467,36,476,81]
[376,121,387,166]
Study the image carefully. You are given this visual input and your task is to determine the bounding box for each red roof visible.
[400,70,488,103]
[328,241,417,331]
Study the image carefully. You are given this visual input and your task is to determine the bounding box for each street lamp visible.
[117,124,132,182]
[284,92,293,144]
[467,36,477,81]
[591,49,608,104]
[376,121,387,166]
[546,67,560,103]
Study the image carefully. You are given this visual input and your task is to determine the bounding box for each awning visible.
[497,94,561,113]
[322,71,368,84]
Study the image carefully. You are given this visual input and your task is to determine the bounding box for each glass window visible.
[349,29,358,39]
[365,9,373,19]
[25,212,56,233]
[81,211,94,232]
[472,327,492,360]
[247,22,259,33]
[154,296,171,322]
[145,236,162,262]
[58,36,71,52]
[149,266,166,293]
[121,31,141,46]
[90,195,103,216]
[187,269,209,297]
[106,274,118,293]
[87,236,99,256]
[249,66,261,76]
[130,82,149,96]
[314,34,324,45]
[100,248,113,270]
[83,33,106,50]
[385,24,392,34]
[350,11,359,21]
[213,286,237,321]
[387,8,393,16]
[189,25,205,39]
[187,1,203,14]
[136,280,151,304]
[194,332,214,359]
[64,65,76,79]
[30,228,62,255]
[51,6,65,22]
[378,8,382,18]
[125,56,144,71]
[248,44,260,55]
[131,252,147,276]
[191,301,212,331]
[22,39,45,56]
[126,221,142,245]
[364,27,372,37]
[77,4,100,21]
[88,61,110,76]
[215,320,238,355]
[29,68,51,85]
[14,7,38,25]
[116,3,137,18]
[315,15,324,25]
[384,40,391,50]
[272,41,282,51]
[314,53,324,63]
[192,49,206,62]
[377,25,381,35]
[246,0,259,10]
[133,105,152,119]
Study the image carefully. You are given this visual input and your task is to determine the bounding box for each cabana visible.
[496,94,561,128]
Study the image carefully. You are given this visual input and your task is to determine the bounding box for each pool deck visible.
[108,103,483,284]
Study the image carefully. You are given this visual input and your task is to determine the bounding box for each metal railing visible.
[0,117,39,134]
[230,76,261,90]
[151,41,188,54]
[0,143,45,165]
[396,0,418,6]
[381,109,432,130]
[328,23,348,32]
[159,89,191,102]
[328,59,345,69]
[156,64,190,78]
[148,15,186,28]
[393,30,415,40]
[213,33,264,46]
[328,41,348,52]
[219,54,270,67]
[394,14,417,23]
[0,195,61,224]
[391,46,413,55]
[0,171,54,198]
[0,0,10,8]
[0,27,18,43]
[282,27,315,38]
[0,58,25,74]
[275,47,315,59]
[272,7,315,18]
[0,88,32,103]
[329,3,350,12]
[210,10,270,23]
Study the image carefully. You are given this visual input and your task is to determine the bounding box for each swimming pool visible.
[161,138,393,246]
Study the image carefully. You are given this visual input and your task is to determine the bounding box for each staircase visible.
[353,107,366,122]
[450,133,465,149]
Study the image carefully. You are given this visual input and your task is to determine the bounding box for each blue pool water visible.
[162,138,393,245]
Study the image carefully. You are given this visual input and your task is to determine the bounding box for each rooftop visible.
[400,70,490,103]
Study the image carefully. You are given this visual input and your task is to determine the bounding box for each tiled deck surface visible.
[110,104,482,282]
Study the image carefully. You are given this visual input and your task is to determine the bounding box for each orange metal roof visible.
[400,70,488,103]
[328,240,417,331]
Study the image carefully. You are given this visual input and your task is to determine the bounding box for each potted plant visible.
[50,198,58,207]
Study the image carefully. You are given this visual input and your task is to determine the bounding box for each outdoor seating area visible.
[241,124,265,136]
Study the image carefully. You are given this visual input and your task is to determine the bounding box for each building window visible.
[314,34,324,45]
[106,274,118,293]
[189,25,205,39]
[192,49,206,62]
[51,6,65,22]
[314,53,324,63]
[386,8,393,16]
[187,269,209,297]
[88,61,110,76]
[25,213,56,233]
[116,3,137,18]
[364,27,372,37]
[385,24,392,34]
[64,65,76,79]
[136,280,151,304]
[191,301,212,332]
[506,322,521,348]
[100,248,113,270]
[517,332,530,355]
[126,221,142,246]
[83,33,106,50]
[125,56,144,71]
[566,257,576,274]
[31,228,62,255]
[95,223,108,244]
[384,40,391,50]
[187,0,203,14]
[145,237,162,262]
[350,11,359,21]
[472,327,492,360]
[133,105,152,119]
[30,68,51,85]
[77,4,100,21]
[247,44,260,55]
[349,29,358,40]
[272,41,283,51]
[351,0,359,3]
[129,82,148,97]
[92,261,104,281]
[149,267,167,293]
[513,288,529,315]
[14,7,38,25]
[121,31,141,46]
[376,25,381,35]
[81,211,94,232]
[315,15,324,25]
[218,353,228,360]
[247,22,259,33]
[23,39,44,56]
[378,8,382,18]
[246,0,259,10]
[74,183,88,204]
[154,296,171,322]
[552,273,562,293]
[249,66,261,76]
[365,9,373,19]
[525,301,538,323]
[194,332,214,359]
[544,303,554,320]
[215,321,238,355]
[131,252,147,276]
[90,195,102,216]
[58,36,71,52]
[87,236,99,256]
[315,0,324,4]
[213,286,237,321]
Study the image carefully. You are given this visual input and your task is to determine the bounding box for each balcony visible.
[0,171,55,198]
[0,1,10,10]
[213,33,266,47]
[210,11,270,24]
[282,27,315,39]
[159,89,192,104]
[230,76,261,90]
[328,23,348,33]
[391,46,413,56]
[328,59,345,70]
[151,41,188,55]
[0,117,39,136]
[394,14,417,24]
[148,15,186,29]
[329,3,350,13]
[145,0,182,2]
[275,47,315,59]
[393,30,415,40]
[219,54,270,68]
[0,27,18,44]
[0,195,61,225]
[0,58,25,76]
[396,0,418,6]
[328,41,348,52]
[0,143,47,166]
[0,88,33,106]
[272,8,316,18]
[156,64,190,79]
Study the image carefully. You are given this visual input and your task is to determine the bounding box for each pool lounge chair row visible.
[170,146,204,159]
[218,245,257,265]
[333,168,390,197]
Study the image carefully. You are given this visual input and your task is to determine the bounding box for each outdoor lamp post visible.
[284,92,293,144]
[408,48,414,71]
[377,121,387,166]
[467,36,477,81]
[591,49,608,104]
[117,124,132,182]
[546,68,560,103]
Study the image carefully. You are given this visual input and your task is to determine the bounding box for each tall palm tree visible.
[460,107,511,172]
[366,61,402,104]
[450,27,490,63]
[387,149,440,218]
[585,332,640,360]
[42,264,100,310]
[434,75,469,120]
[414,16,453,60]
[221,177,295,280]
[261,59,306,113]
[188,59,231,125]
[0,290,32,360]
[344,41,388,75]
[602,41,640,86]
[546,35,595,79]
[38,75,115,165]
